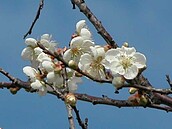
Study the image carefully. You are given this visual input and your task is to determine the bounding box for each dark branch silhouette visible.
[23,0,44,39]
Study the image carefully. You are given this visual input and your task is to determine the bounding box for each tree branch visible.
[23,0,44,39]
[74,93,172,112]
[0,76,172,112]
[122,84,172,95]
[73,106,88,129]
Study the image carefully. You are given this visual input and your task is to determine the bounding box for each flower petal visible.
[42,61,54,72]
[120,46,136,56]
[110,61,125,75]
[105,49,120,63]
[41,34,51,41]
[37,52,51,62]
[80,28,92,40]
[31,80,43,89]
[25,38,37,47]
[68,77,82,92]
[133,52,146,68]
[47,72,63,86]
[23,66,37,80]
[34,47,43,56]
[70,36,83,49]
[21,47,34,60]
[63,49,72,62]
[79,53,92,70]
[124,65,138,79]
[46,72,56,83]
[76,20,86,33]
[112,74,125,89]
[82,40,94,52]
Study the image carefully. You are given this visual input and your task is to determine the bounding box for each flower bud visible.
[123,42,129,47]
[68,60,78,69]
[10,87,20,95]
[74,71,83,77]
[112,75,125,90]
[129,87,138,94]
[139,95,148,106]
[65,93,77,106]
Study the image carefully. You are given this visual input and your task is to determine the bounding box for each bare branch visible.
[0,78,172,112]
[166,75,172,89]
[122,84,172,95]
[74,93,172,112]
[23,0,44,39]
[73,106,88,129]
[71,0,118,48]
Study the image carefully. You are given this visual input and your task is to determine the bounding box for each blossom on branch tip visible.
[40,34,57,52]
[104,46,146,80]
[21,34,57,68]
[76,20,92,40]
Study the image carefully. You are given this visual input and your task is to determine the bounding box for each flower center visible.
[71,48,81,57]
[120,55,132,70]
[90,56,104,70]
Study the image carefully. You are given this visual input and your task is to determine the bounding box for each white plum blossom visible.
[21,34,57,67]
[22,28,90,96]
[23,66,47,96]
[68,76,82,92]
[76,20,92,40]
[21,38,42,64]
[40,34,57,52]
[46,71,64,88]
[63,36,94,63]
[104,46,146,80]
[46,68,82,92]
[79,46,106,79]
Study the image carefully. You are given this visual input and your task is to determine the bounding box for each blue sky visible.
[0,0,172,129]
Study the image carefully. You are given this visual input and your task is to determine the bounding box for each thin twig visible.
[73,106,88,129]
[122,84,172,95]
[166,75,172,89]
[23,0,44,39]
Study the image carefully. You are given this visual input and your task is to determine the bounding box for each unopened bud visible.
[112,75,125,90]
[65,93,77,106]
[123,42,129,47]
[129,87,138,94]
[54,66,62,74]
[75,71,83,77]
[139,95,148,106]
[103,45,111,52]
[10,87,20,95]
[68,60,78,69]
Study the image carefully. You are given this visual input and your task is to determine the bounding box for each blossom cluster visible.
[21,34,82,95]
[21,20,146,95]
